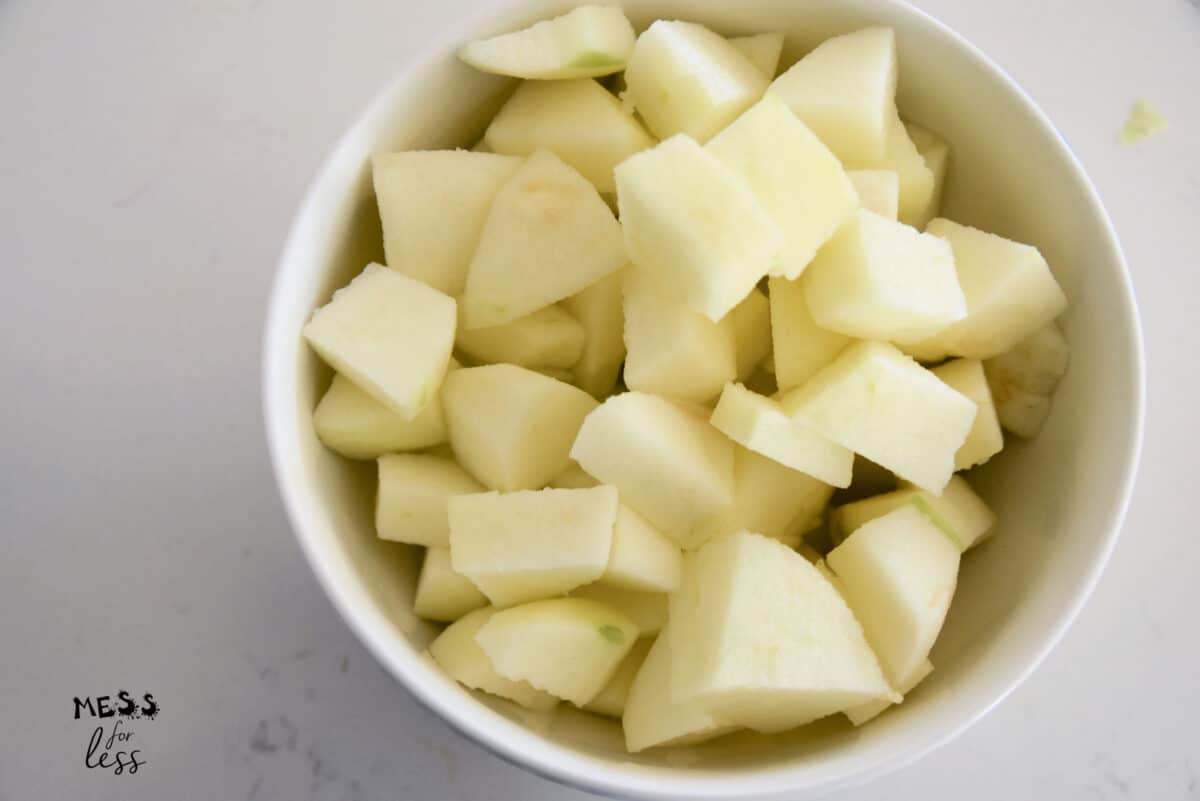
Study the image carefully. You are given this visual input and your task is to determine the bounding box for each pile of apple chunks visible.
[302,6,1071,752]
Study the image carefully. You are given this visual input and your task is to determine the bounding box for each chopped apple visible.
[376,453,485,547]
[372,152,521,296]
[669,531,896,732]
[449,487,618,607]
[766,27,896,164]
[728,287,772,381]
[413,547,488,622]
[621,266,737,404]
[932,358,1003,470]
[313,369,451,459]
[707,97,858,279]
[905,122,950,228]
[845,658,933,726]
[845,107,934,227]
[780,341,977,493]
[584,637,654,718]
[455,304,585,369]
[475,597,639,705]
[616,135,782,322]
[461,149,626,329]
[727,32,785,78]
[826,505,960,687]
[303,264,456,418]
[458,5,636,79]
[484,79,654,193]
[548,463,600,489]
[561,270,626,399]
[710,382,853,486]
[603,505,684,593]
[802,209,966,344]
[984,322,1070,437]
[847,169,899,219]
[570,391,736,548]
[443,364,597,491]
[768,275,851,390]
[832,475,996,551]
[572,584,668,636]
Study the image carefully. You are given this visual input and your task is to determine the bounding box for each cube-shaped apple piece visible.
[443,365,598,491]
[303,264,456,417]
[462,149,626,329]
[827,505,960,687]
[728,287,772,381]
[455,305,585,370]
[373,152,521,296]
[707,97,858,279]
[621,267,737,404]
[458,5,636,79]
[845,658,933,726]
[413,547,488,622]
[669,531,896,732]
[780,341,977,493]
[905,122,950,229]
[847,169,899,220]
[313,369,451,459]
[449,487,617,606]
[984,322,1070,437]
[727,32,784,78]
[376,454,484,547]
[476,597,639,705]
[570,392,736,548]
[615,135,782,322]
[484,79,654,193]
[932,359,1003,470]
[561,270,626,399]
[907,219,1068,360]
[832,475,996,552]
[845,108,934,227]
[766,27,896,164]
[624,20,767,142]
[603,505,684,593]
[768,275,851,390]
[584,637,653,718]
[427,607,557,710]
[802,210,966,344]
[571,583,668,636]
[711,382,853,486]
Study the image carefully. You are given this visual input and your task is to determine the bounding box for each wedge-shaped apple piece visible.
[449,487,617,607]
[313,368,451,459]
[622,626,737,752]
[707,97,858,279]
[561,270,626,399]
[728,287,772,381]
[845,658,933,726]
[932,358,1003,470]
[373,152,521,296]
[485,79,654,193]
[711,382,853,486]
[571,583,667,636]
[802,210,966,344]
[905,122,950,228]
[571,392,736,548]
[767,27,896,164]
[832,475,996,551]
[768,275,851,390]
[376,454,484,547]
[444,364,597,491]
[413,547,488,622]
[303,264,456,417]
[781,341,977,493]
[622,266,736,403]
[984,322,1070,437]
[616,135,782,322]
[428,607,558,710]
[624,20,767,142]
[455,305,584,369]
[462,149,625,329]
[847,169,899,219]
[458,5,635,79]
[584,637,653,718]
[728,32,784,78]
[827,505,960,687]
[670,531,896,732]
[845,108,934,227]
[603,505,684,593]
[476,597,639,705]
[906,219,1068,360]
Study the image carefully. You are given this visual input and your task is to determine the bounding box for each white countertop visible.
[1,1,1196,798]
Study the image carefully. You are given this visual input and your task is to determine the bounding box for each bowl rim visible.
[261,1,1146,797]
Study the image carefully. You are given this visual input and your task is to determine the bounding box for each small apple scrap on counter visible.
[301,5,1072,754]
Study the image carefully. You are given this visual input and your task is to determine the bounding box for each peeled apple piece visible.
[831,475,996,551]
[413,547,488,622]
[845,658,933,726]
[454,304,585,370]
[623,20,768,142]
[313,371,449,459]
[931,358,1003,470]
[845,107,934,227]
[602,505,684,593]
[727,32,784,78]
[847,169,900,220]
[905,122,950,229]
[376,453,485,547]
[548,463,600,489]
[561,270,626,399]
[484,78,654,193]
[728,288,772,381]
[584,637,653,718]
[768,275,851,390]
[571,583,668,636]
[458,5,636,79]
[303,264,456,418]
[984,322,1070,437]
[615,134,782,322]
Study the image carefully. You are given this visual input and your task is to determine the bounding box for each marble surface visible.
[1,0,1197,799]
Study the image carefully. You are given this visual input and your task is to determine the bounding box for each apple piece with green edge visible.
[458,5,635,79]
[905,122,950,228]
[455,304,584,370]
[571,583,667,636]
[728,287,772,382]
[984,322,1070,437]
[845,658,933,726]
[561,270,625,399]
[583,637,654,718]
[602,505,684,593]
[303,264,456,418]
[847,169,899,220]
[475,597,639,706]
[844,107,934,226]
[932,358,1003,470]
[484,79,654,193]
[727,32,784,78]
[768,275,851,390]
[461,149,625,330]
[831,475,996,551]
[449,487,617,607]
[427,607,558,711]
[376,453,485,547]
[413,547,488,622]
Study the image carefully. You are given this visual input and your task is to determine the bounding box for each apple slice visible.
[476,597,639,705]
[455,304,585,370]
[847,169,899,219]
[602,505,684,593]
[728,287,772,381]
[845,107,934,227]
[303,264,456,418]
[443,364,597,491]
[768,275,851,390]
[458,5,636,79]
[584,637,653,718]
[780,341,977,493]
[615,135,782,322]
[905,122,951,228]
[845,658,933,726]
[728,32,784,78]
[561,270,626,399]
[572,583,668,636]
[373,151,521,296]
[413,547,488,622]
[461,149,625,329]
[932,358,1003,470]
[484,78,654,193]
[984,322,1070,437]
[376,454,485,547]
[313,368,452,459]
[832,475,996,551]
[766,27,896,164]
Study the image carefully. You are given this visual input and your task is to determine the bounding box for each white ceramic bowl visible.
[262,1,1144,797]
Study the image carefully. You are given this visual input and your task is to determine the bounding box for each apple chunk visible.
[413,547,488,622]
[847,169,899,220]
[984,322,1070,437]
[832,475,996,551]
[845,107,934,227]
[727,32,784,78]
[728,287,772,381]
[932,358,1003,470]
[376,453,484,547]
[584,637,653,718]
[455,304,584,370]
[768,275,851,390]
[571,583,668,636]
[905,122,950,228]
[313,369,450,459]
[458,5,636,79]
[602,505,684,593]
[561,270,626,399]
